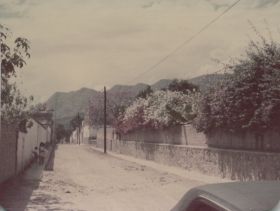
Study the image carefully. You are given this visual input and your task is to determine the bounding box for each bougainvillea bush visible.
[194,37,280,133]
[116,90,201,133]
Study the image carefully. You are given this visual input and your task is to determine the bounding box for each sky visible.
[1,0,280,102]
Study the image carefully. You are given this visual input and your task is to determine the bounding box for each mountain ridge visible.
[46,74,224,120]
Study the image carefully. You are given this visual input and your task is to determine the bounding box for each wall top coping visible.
[118,140,280,155]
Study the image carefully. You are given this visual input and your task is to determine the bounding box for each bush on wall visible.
[116,90,201,133]
[194,37,280,133]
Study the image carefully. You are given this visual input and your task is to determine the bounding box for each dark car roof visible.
[172,181,280,211]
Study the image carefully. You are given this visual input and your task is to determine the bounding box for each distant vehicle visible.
[171,181,280,211]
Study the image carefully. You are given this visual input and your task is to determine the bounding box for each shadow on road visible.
[0,163,43,211]
[26,192,85,211]
[0,145,79,211]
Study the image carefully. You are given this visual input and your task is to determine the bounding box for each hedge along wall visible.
[0,123,18,184]
[207,129,280,152]
[95,139,280,181]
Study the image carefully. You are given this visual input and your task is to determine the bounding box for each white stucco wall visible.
[70,130,78,144]
[81,124,97,142]
[17,119,51,173]
[96,127,115,141]
[82,125,90,139]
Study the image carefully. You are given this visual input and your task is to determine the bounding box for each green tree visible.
[136,85,153,99]
[88,95,104,127]
[70,113,84,130]
[194,36,280,133]
[88,93,128,127]
[168,79,199,94]
[29,103,47,113]
[1,24,32,123]
[70,113,84,144]
[55,124,67,141]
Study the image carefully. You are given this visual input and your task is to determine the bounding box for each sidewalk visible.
[0,145,56,211]
[89,146,232,184]
[0,163,44,210]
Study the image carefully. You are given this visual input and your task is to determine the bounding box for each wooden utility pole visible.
[52,95,58,144]
[104,86,107,153]
[77,112,81,145]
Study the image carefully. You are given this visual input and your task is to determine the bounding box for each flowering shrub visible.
[116,90,200,133]
[194,37,280,133]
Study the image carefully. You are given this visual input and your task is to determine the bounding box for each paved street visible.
[0,144,204,211]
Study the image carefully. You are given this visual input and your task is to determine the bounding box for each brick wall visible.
[0,123,18,184]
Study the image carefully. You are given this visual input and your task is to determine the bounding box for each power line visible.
[128,0,241,84]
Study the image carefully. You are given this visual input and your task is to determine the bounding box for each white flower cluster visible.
[120,90,200,132]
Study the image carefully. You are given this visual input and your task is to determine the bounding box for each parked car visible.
[171,181,280,211]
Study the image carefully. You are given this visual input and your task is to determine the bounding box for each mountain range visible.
[46,74,224,122]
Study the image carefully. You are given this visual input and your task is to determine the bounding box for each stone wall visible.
[122,125,206,146]
[95,139,280,181]
[0,123,18,184]
[96,124,207,146]
[112,124,280,152]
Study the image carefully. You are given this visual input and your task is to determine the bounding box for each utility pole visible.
[0,38,2,128]
[52,95,58,144]
[77,112,80,145]
[104,86,107,154]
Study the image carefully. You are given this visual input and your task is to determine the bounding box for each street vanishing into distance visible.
[1,0,280,211]
[0,144,204,211]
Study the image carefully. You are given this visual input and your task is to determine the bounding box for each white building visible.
[81,121,97,142]
[70,121,98,144]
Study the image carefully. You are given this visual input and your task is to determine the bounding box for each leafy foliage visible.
[88,92,128,127]
[1,24,32,123]
[88,93,105,127]
[194,37,280,133]
[136,85,153,99]
[70,112,84,130]
[167,79,199,94]
[55,124,66,140]
[29,103,47,113]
